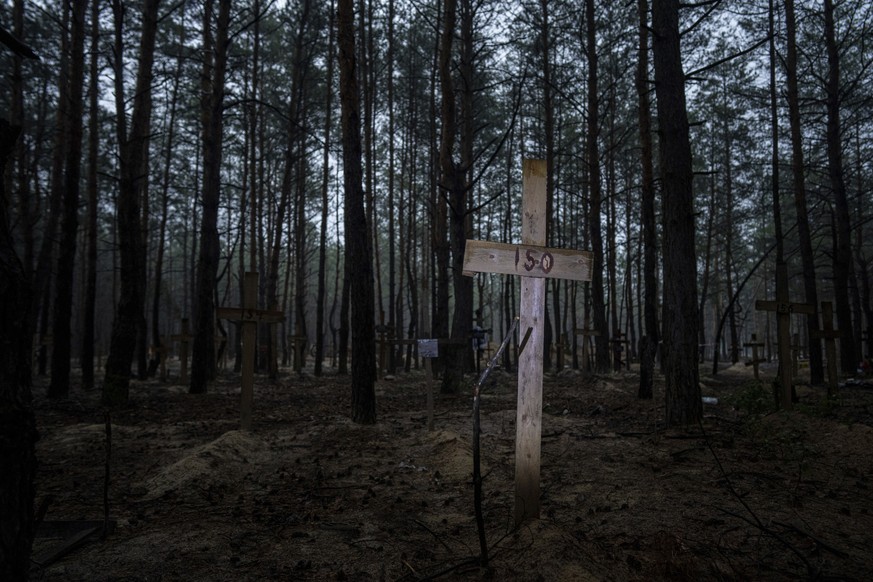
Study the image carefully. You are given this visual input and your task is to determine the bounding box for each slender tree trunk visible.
[103,0,160,405]
[652,0,701,425]
[585,0,610,373]
[190,0,232,394]
[338,0,377,423]
[82,0,100,389]
[824,0,858,372]
[785,0,824,384]
[315,0,336,376]
[149,24,184,378]
[49,0,87,398]
[0,117,38,582]
[637,0,658,398]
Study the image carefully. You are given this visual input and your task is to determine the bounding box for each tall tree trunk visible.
[769,0,785,265]
[824,0,858,372]
[82,0,100,389]
[338,0,377,423]
[103,0,160,405]
[585,0,610,373]
[149,19,185,379]
[652,0,701,425]
[0,118,38,582]
[315,0,336,376]
[190,0,232,394]
[637,0,658,398]
[49,0,87,399]
[785,0,824,385]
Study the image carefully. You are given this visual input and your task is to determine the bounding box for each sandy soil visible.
[28,359,873,581]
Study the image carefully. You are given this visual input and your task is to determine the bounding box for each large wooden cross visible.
[754,263,814,409]
[216,271,284,430]
[463,159,593,525]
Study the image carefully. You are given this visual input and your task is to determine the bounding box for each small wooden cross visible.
[150,336,170,382]
[463,159,593,525]
[170,319,193,385]
[610,331,630,372]
[216,271,284,430]
[554,333,567,371]
[574,320,599,373]
[743,333,766,381]
[811,301,840,399]
[755,263,814,409]
[288,335,307,374]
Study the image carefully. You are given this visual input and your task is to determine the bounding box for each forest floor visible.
[28,357,873,581]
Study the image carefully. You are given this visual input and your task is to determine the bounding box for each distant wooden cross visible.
[463,159,593,525]
[150,336,170,382]
[574,319,599,373]
[755,263,814,409]
[216,271,284,430]
[743,333,765,380]
[170,318,193,385]
[610,331,630,372]
[288,335,307,373]
[812,301,840,399]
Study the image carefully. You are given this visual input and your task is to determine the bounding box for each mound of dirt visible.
[143,430,271,500]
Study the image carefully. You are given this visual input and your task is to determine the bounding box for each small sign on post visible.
[418,339,438,431]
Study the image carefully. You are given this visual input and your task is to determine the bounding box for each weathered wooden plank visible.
[215,307,285,323]
[462,240,593,282]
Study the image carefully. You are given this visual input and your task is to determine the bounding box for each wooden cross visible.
[288,335,307,373]
[610,331,630,372]
[743,333,765,381]
[574,321,599,373]
[463,159,593,525]
[861,330,871,358]
[216,271,284,430]
[170,318,193,385]
[754,264,814,409]
[811,301,840,399]
[555,333,567,371]
[150,336,170,382]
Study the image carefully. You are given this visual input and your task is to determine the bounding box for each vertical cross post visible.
[171,318,193,385]
[812,301,840,399]
[514,159,548,525]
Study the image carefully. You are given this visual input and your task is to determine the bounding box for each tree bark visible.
[824,0,858,372]
[315,0,336,376]
[637,0,658,398]
[785,0,824,385]
[585,0,610,373]
[103,0,160,405]
[652,0,701,425]
[82,0,101,389]
[48,0,87,399]
[338,0,377,423]
[190,0,232,394]
[0,117,38,582]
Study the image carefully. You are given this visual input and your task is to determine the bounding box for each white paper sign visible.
[418,339,439,358]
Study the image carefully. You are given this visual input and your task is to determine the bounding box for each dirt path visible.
[29,363,873,580]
